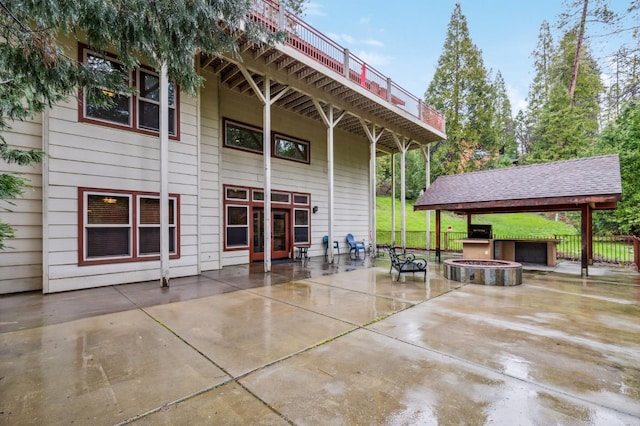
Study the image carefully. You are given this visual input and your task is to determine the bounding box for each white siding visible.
[0,118,43,293]
[219,88,370,265]
[43,43,200,293]
[198,71,221,271]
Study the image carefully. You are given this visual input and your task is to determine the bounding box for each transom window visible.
[223,185,310,251]
[224,119,311,164]
[80,46,179,138]
[79,188,180,265]
[224,120,263,153]
[274,135,310,164]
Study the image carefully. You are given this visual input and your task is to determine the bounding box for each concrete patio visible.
[1,256,639,425]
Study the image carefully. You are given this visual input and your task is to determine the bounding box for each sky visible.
[301,0,634,114]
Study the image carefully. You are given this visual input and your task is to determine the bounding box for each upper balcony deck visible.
[251,0,445,135]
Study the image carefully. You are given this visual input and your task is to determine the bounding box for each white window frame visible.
[83,50,133,128]
[293,208,310,244]
[84,191,133,261]
[137,195,178,257]
[226,204,250,249]
[136,68,177,135]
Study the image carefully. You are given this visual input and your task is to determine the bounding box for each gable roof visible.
[414,154,622,214]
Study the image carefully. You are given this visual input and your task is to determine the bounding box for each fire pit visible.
[444,259,522,286]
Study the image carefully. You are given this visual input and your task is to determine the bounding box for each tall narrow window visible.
[294,208,310,244]
[226,205,249,248]
[138,70,177,135]
[138,196,177,256]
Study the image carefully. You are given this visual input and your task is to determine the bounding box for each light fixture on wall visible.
[312,206,318,214]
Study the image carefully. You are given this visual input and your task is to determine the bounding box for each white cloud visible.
[356,51,393,68]
[359,16,371,25]
[304,1,326,17]
[362,39,384,47]
[507,83,527,115]
[326,32,355,45]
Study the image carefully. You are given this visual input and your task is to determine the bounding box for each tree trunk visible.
[569,0,589,104]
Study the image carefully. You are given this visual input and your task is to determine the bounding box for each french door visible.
[251,208,290,261]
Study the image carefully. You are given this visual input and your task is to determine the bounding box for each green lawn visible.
[376,196,578,237]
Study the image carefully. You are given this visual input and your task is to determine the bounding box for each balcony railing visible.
[250,0,446,135]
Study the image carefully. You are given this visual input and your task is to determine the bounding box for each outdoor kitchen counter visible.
[494,239,560,267]
[456,239,494,260]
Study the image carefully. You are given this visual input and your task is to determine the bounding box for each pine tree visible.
[527,26,603,163]
[492,71,516,160]
[518,21,555,162]
[593,101,640,235]
[424,2,495,177]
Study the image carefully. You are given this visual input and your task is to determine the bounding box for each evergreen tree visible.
[491,71,516,160]
[424,2,495,177]
[0,0,304,248]
[527,27,603,162]
[519,21,555,162]
[593,101,640,235]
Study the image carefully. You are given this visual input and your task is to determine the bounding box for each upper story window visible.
[274,134,310,164]
[224,119,310,164]
[80,46,179,139]
[224,120,263,153]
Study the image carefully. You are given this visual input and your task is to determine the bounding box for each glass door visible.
[251,208,290,261]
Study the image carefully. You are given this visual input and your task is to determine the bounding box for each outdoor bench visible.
[386,246,428,281]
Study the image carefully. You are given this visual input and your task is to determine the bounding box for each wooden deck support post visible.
[361,120,384,257]
[238,67,290,272]
[313,101,345,263]
[420,145,431,252]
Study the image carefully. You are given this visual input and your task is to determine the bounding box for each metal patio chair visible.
[323,235,340,257]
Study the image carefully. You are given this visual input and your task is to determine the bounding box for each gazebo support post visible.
[587,204,593,265]
[436,209,441,263]
[466,214,472,235]
[581,204,590,276]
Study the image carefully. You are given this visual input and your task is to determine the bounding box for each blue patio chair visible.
[323,235,340,257]
[346,233,366,258]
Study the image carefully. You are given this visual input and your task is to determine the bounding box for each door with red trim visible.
[251,208,290,261]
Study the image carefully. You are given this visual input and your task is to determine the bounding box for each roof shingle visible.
[414,154,622,211]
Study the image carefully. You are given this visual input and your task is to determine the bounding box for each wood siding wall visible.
[42,42,201,293]
[1,44,372,294]
[219,88,370,266]
[198,70,221,271]
[0,118,43,294]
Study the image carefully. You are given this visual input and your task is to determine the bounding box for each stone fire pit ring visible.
[444,259,522,286]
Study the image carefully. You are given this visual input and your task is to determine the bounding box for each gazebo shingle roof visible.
[414,154,622,213]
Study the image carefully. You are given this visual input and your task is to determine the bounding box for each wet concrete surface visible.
[1,256,639,425]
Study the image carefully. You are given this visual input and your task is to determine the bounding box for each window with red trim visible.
[79,188,180,265]
[79,46,179,138]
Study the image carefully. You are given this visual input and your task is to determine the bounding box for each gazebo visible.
[414,155,622,276]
